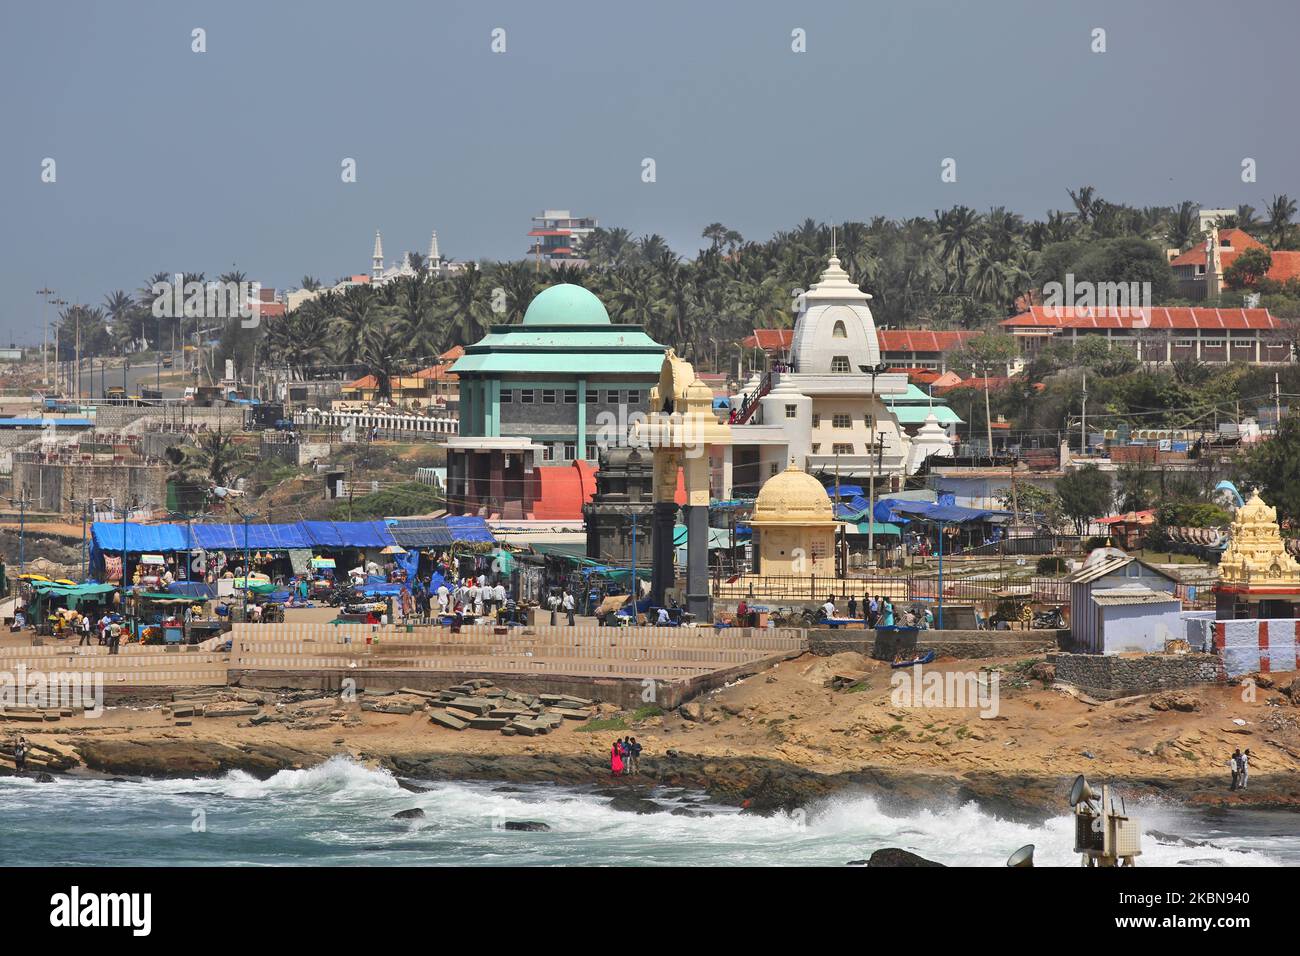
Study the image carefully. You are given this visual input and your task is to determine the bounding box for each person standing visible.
[610,739,625,776]
[79,614,92,646]
[108,619,122,655]
[1240,749,1251,791]
[563,589,576,626]
[13,736,28,774]
[1229,748,1243,790]
[627,737,642,774]
[881,598,895,628]
[847,596,858,620]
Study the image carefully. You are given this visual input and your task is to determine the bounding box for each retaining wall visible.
[1048,651,1225,699]
[808,628,1062,660]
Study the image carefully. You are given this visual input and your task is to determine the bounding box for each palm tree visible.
[492,262,537,323]
[301,276,322,292]
[167,428,252,490]
[1265,194,1297,248]
[934,205,981,292]
[1165,201,1201,249]
[1067,185,1099,224]
[1235,205,1260,235]
[443,264,492,346]
[330,287,389,366]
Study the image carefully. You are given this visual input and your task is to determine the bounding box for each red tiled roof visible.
[1097,509,1157,526]
[528,229,572,237]
[414,364,458,381]
[878,330,978,352]
[1001,306,1284,331]
[440,345,465,361]
[743,327,977,354]
[937,376,1010,394]
[742,329,794,351]
[255,303,285,319]
[1168,229,1263,267]
[344,375,377,390]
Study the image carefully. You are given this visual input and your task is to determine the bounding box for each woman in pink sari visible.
[610,740,625,776]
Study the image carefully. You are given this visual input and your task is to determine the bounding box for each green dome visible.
[522,283,611,326]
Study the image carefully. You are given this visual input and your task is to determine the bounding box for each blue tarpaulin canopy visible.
[443,515,494,543]
[386,519,455,548]
[300,520,395,549]
[190,522,313,550]
[883,501,1009,523]
[91,522,189,553]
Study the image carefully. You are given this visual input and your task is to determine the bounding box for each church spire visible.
[372,230,384,281]
[428,229,441,266]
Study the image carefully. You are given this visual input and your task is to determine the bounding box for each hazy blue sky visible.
[2,0,1297,341]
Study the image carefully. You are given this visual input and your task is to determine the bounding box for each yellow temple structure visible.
[749,460,838,576]
[1215,490,1300,618]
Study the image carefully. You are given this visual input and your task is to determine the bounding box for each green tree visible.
[1224,246,1273,289]
[1237,414,1300,523]
[1057,464,1113,533]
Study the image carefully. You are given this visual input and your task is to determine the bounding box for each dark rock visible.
[669,806,712,818]
[392,807,425,820]
[397,779,431,793]
[492,785,526,793]
[607,793,665,815]
[866,848,945,867]
[503,820,551,831]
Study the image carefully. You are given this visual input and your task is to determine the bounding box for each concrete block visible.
[468,717,509,730]
[429,711,468,730]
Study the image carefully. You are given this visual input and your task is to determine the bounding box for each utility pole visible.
[861,361,889,570]
[982,365,994,458]
[1275,371,1282,433]
[5,489,33,577]
[37,288,54,386]
[1080,371,1088,456]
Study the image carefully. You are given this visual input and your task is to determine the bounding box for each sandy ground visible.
[7,652,1298,814]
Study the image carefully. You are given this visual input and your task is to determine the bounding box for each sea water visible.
[0,757,1290,867]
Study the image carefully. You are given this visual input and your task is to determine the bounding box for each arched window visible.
[832,320,848,339]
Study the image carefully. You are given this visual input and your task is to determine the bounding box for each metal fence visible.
[715,571,1073,606]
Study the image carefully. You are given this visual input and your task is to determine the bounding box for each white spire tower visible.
[428,229,441,267]
[372,230,384,281]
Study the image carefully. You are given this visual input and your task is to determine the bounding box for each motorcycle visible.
[1033,607,1066,629]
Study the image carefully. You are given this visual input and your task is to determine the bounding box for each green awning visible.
[886,405,964,425]
[850,521,901,536]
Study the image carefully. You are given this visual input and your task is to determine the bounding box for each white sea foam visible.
[0,759,1287,866]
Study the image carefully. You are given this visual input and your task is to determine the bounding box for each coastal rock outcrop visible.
[865,848,945,867]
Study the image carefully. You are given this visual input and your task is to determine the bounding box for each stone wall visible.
[93,405,246,431]
[808,628,1061,660]
[1048,651,1225,699]
[12,459,168,513]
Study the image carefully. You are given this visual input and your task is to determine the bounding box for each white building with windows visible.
[721,255,949,497]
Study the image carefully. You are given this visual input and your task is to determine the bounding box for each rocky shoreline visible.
[61,737,1300,821]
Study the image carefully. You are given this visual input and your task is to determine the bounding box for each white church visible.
[719,254,954,498]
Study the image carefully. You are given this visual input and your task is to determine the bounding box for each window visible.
[785,404,798,419]
[607,390,621,404]
[1202,338,1225,348]
[810,443,821,454]
[540,443,553,461]
[811,413,821,428]
[626,389,641,405]
[1175,338,1195,348]
[832,320,847,338]
[542,389,557,403]
[586,445,599,461]
[832,413,852,429]
[831,355,851,373]
[832,443,854,455]
[563,442,577,461]
[519,389,535,404]
[563,389,577,404]
[586,389,599,405]
[500,389,513,404]
[769,462,779,476]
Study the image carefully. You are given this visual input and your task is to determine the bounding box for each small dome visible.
[522,283,611,326]
[751,461,836,526]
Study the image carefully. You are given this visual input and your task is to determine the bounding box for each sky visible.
[2,0,1298,342]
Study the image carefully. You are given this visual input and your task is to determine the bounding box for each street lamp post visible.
[859,361,890,570]
[36,289,54,386]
